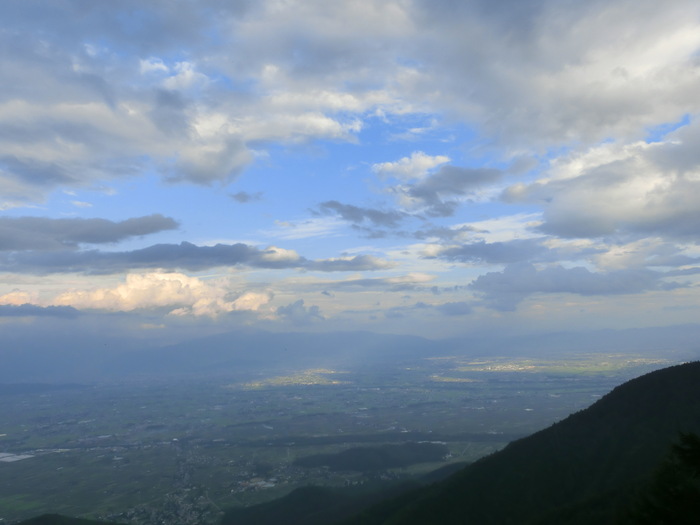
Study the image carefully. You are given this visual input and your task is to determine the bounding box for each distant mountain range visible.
[15,361,700,525]
[4,323,700,383]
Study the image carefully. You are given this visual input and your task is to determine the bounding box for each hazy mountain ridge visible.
[4,324,700,383]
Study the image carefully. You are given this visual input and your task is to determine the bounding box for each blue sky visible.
[1,0,700,342]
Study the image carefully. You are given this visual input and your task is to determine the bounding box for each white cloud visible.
[231,291,273,311]
[408,0,700,149]
[372,151,450,180]
[453,213,543,243]
[139,57,169,75]
[504,121,700,239]
[0,290,36,305]
[162,62,210,91]
[49,272,271,318]
[258,246,301,264]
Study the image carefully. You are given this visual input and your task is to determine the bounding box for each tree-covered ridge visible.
[621,432,700,524]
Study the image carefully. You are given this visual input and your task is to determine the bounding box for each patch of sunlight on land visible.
[453,355,670,374]
[430,375,481,383]
[0,453,34,463]
[237,369,352,389]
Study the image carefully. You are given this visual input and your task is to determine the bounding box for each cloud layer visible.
[1,1,699,334]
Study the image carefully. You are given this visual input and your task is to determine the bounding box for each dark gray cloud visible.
[431,238,548,265]
[665,266,700,277]
[0,242,392,274]
[0,215,179,251]
[402,166,502,216]
[413,224,477,241]
[0,304,79,318]
[149,90,191,137]
[318,200,405,228]
[231,191,263,203]
[0,155,77,186]
[469,263,679,311]
[436,301,472,316]
[276,299,323,324]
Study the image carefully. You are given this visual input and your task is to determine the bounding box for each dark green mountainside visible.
[346,361,700,525]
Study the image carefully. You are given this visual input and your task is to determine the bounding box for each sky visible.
[1,0,700,344]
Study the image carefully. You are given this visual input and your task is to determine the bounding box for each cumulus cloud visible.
[51,272,273,318]
[0,214,178,251]
[372,151,449,180]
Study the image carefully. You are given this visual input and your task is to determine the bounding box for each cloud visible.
[504,123,700,240]
[0,214,178,251]
[269,217,344,240]
[469,263,679,311]
[51,272,272,318]
[409,0,700,149]
[412,225,477,242]
[306,254,396,272]
[230,291,274,311]
[3,0,699,207]
[231,191,263,203]
[328,272,435,292]
[431,239,549,265]
[0,303,79,318]
[276,299,323,324]
[318,200,405,228]
[436,301,472,316]
[372,151,449,180]
[394,165,503,216]
[591,238,700,271]
[0,241,393,274]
